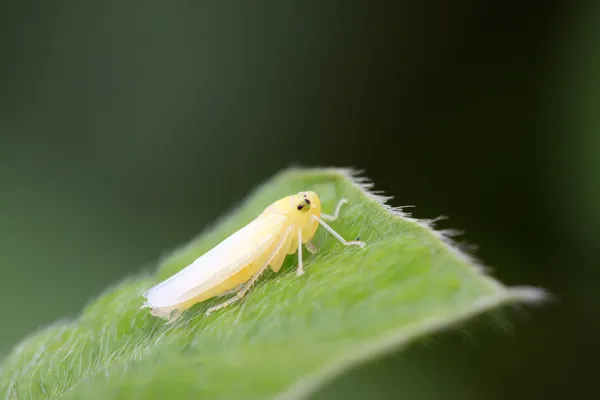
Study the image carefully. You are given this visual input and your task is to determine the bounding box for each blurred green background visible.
[1,1,598,399]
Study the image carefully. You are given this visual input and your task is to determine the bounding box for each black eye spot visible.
[297,204,304,210]
[303,193,307,198]
[305,199,311,205]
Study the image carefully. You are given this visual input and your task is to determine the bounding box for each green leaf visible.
[0,167,546,400]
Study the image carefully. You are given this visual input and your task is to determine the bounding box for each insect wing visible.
[144,213,288,308]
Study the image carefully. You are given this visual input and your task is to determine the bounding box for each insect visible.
[141,191,365,323]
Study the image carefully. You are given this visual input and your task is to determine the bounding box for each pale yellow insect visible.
[141,191,365,323]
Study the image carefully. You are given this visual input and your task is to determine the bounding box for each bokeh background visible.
[1,1,598,399]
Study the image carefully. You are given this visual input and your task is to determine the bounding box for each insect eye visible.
[297,199,311,211]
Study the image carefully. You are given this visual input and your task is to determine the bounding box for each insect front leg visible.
[321,198,348,221]
[312,215,366,248]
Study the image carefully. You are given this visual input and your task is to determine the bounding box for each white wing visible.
[144,213,287,308]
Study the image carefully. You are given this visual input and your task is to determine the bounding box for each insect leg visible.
[205,227,292,315]
[214,284,245,298]
[305,239,318,254]
[296,229,304,276]
[204,279,260,315]
[165,309,183,324]
[312,215,366,248]
[321,198,348,221]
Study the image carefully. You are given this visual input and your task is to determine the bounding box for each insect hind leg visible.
[205,227,292,316]
[205,265,268,315]
[214,284,245,298]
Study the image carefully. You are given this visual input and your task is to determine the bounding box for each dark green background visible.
[1,1,598,399]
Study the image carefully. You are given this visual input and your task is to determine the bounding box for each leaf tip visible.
[508,285,553,305]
